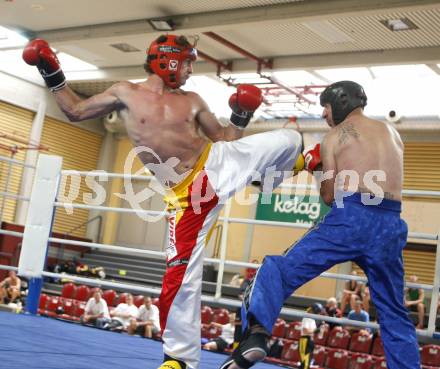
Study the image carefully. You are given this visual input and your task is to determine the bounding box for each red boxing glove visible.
[23,38,66,92]
[229,84,263,129]
[304,143,321,172]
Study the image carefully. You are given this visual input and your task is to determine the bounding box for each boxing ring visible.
[0,152,439,368]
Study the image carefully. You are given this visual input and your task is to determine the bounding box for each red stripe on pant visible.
[159,170,218,330]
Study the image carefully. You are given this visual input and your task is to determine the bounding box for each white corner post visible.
[15,98,47,225]
[18,154,63,314]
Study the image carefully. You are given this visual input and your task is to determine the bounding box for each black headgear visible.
[320,80,367,125]
[310,302,324,315]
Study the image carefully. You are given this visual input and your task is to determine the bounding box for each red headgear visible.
[146,35,197,89]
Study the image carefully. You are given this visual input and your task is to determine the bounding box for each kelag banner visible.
[255,193,330,225]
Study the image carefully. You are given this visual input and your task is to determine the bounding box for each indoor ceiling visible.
[1,0,440,118]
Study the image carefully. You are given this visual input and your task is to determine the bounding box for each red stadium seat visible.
[116,292,128,305]
[45,296,60,317]
[102,289,117,306]
[285,321,302,341]
[152,297,160,307]
[326,348,349,369]
[373,357,387,369]
[201,305,214,324]
[371,336,385,357]
[73,300,86,317]
[349,353,374,369]
[421,344,440,367]
[74,285,90,301]
[280,340,300,363]
[212,308,229,325]
[313,345,327,367]
[62,298,76,316]
[314,323,330,346]
[327,327,351,349]
[272,318,287,339]
[349,332,373,353]
[61,283,77,299]
[38,293,48,314]
[57,298,78,321]
[134,295,144,308]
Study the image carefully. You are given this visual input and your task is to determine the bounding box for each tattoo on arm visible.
[337,123,359,145]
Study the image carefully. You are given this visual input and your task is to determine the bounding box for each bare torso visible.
[326,115,403,201]
[116,79,208,178]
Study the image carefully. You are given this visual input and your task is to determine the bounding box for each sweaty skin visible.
[320,105,403,204]
[52,59,242,185]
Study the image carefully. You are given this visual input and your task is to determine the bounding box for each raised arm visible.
[52,83,126,122]
[23,39,126,122]
[196,84,263,142]
[197,106,243,142]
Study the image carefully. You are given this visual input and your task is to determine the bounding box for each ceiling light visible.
[380,18,418,32]
[149,19,175,31]
[110,43,140,53]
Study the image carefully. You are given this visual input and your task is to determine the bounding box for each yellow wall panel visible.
[0,101,34,222]
[404,143,440,194]
[41,117,103,238]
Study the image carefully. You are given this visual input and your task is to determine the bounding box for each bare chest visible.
[126,92,196,131]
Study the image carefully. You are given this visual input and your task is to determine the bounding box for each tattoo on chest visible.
[337,123,359,145]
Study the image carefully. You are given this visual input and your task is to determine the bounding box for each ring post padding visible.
[18,154,63,314]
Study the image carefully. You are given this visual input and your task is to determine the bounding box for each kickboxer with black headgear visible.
[221,81,420,369]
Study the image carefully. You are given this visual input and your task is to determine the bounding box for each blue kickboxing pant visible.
[243,192,420,369]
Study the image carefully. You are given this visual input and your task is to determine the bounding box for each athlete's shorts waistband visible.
[334,191,401,213]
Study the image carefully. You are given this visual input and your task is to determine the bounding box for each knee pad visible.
[220,332,269,369]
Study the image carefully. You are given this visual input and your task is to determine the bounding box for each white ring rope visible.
[0,155,36,169]
[53,202,166,217]
[61,170,156,182]
[0,191,30,201]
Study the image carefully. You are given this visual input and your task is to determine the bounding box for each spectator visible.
[361,282,371,313]
[347,300,370,335]
[128,296,160,338]
[81,289,110,328]
[325,297,342,329]
[0,271,21,304]
[203,313,236,353]
[229,274,243,288]
[105,293,138,331]
[340,270,362,314]
[405,275,425,329]
[304,302,325,329]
